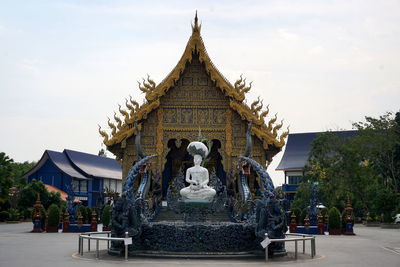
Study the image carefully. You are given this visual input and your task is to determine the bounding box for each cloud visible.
[277,29,300,41]
[307,45,324,55]
[18,59,41,74]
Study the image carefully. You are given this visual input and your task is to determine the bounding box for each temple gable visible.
[99,14,288,180]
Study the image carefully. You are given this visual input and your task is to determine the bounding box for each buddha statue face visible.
[193,154,202,166]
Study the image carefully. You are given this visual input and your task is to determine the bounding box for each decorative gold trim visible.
[225,108,233,171]
[162,105,227,109]
[225,109,233,157]
[163,127,225,132]
[100,14,288,152]
[156,109,164,169]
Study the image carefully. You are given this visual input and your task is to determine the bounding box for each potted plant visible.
[328,207,341,235]
[46,204,60,232]
[102,205,111,231]
[86,206,92,224]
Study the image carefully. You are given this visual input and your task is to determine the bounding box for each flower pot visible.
[46,226,58,232]
[103,226,111,231]
[329,228,341,235]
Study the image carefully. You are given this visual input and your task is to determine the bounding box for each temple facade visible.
[99,14,288,200]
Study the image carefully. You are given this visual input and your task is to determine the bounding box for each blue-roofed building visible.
[276,131,358,207]
[23,149,122,207]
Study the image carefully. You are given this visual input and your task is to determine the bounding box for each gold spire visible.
[192,10,201,33]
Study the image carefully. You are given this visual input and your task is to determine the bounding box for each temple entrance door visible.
[161,139,193,198]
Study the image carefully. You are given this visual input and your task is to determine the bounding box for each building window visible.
[288,176,302,185]
[116,181,121,193]
[73,179,87,193]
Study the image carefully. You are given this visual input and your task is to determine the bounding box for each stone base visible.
[109,221,262,254]
[179,199,214,222]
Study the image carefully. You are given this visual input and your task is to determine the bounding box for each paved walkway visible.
[0,223,399,267]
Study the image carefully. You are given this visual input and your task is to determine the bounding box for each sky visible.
[1,0,399,185]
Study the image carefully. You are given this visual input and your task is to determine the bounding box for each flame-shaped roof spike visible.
[192,10,201,33]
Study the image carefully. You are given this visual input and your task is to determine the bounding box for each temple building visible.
[23,149,122,207]
[99,14,289,201]
[276,130,358,207]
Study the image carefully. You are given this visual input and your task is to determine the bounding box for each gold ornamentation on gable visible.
[156,109,164,159]
[225,109,233,156]
[107,117,117,136]
[113,112,123,130]
[98,125,109,144]
[99,13,289,155]
[138,75,157,102]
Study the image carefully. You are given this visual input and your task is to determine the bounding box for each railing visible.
[263,233,316,261]
[78,231,131,260]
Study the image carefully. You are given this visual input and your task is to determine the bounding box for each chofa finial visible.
[192,10,201,33]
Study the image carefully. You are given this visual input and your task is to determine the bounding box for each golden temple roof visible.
[99,13,288,150]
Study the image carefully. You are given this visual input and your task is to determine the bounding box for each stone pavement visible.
[0,222,399,267]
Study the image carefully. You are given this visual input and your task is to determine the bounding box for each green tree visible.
[0,152,14,207]
[19,180,62,209]
[295,111,400,218]
[291,182,311,211]
[353,112,400,193]
[0,152,36,211]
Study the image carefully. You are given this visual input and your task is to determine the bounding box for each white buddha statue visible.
[180,141,216,201]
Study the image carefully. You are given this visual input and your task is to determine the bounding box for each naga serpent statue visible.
[237,121,287,257]
[111,121,156,246]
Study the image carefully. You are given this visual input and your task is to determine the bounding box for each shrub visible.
[7,208,20,221]
[86,206,92,223]
[22,208,33,220]
[369,211,376,220]
[328,207,341,229]
[102,205,111,227]
[0,211,10,222]
[382,213,394,223]
[47,204,60,227]
[300,208,307,225]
